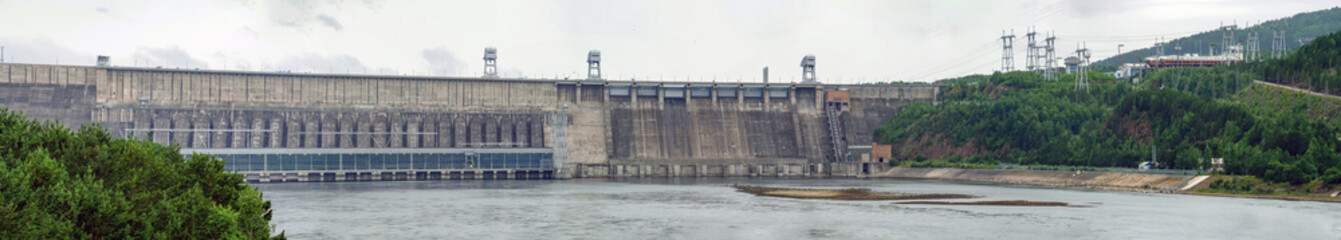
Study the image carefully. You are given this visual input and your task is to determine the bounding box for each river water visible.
[254,178,1341,239]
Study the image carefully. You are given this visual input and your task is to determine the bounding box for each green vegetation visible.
[879,29,1341,188]
[876,69,1341,186]
[1250,29,1341,96]
[1200,175,1336,198]
[1144,66,1255,99]
[1232,84,1341,127]
[879,71,1139,168]
[0,109,283,239]
[1206,176,1278,194]
[893,160,996,169]
[1094,7,1341,67]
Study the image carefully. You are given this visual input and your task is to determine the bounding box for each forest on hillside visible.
[1093,7,1341,67]
[876,69,1341,185]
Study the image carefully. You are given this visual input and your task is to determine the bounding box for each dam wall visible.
[0,63,937,179]
[840,86,938,147]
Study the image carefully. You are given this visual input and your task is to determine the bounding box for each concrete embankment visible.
[871,167,1192,191]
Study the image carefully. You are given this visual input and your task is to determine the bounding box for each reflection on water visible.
[255,178,1341,239]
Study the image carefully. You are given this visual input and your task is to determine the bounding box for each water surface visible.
[255,178,1341,239]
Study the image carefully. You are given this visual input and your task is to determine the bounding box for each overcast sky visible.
[0,0,1337,83]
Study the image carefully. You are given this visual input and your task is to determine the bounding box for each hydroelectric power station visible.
[0,51,937,182]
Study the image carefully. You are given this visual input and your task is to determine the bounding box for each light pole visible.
[1117,44,1124,63]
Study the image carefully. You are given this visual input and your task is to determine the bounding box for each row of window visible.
[607,86,790,98]
[197,153,555,172]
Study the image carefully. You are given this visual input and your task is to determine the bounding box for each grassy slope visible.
[1233,83,1341,128]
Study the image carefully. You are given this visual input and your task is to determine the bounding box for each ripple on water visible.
[256,179,1341,239]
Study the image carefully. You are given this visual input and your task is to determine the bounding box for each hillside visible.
[1233,83,1341,128]
[1250,29,1341,95]
[876,70,1341,186]
[1093,7,1341,67]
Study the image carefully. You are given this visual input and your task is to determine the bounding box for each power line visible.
[907,46,998,80]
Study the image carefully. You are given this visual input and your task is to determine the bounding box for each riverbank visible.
[730,184,977,201]
[870,167,1191,192]
[870,167,1341,203]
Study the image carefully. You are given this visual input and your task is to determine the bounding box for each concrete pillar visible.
[406,115,421,148]
[575,84,582,105]
[530,119,544,148]
[513,121,526,148]
[250,117,264,148]
[500,117,515,148]
[815,86,824,110]
[425,117,440,149]
[193,116,210,148]
[285,114,303,148]
[736,86,744,111]
[658,85,664,109]
[631,85,638,105]
[172,113,190,147]
[231,114,248,148]
[357,113,374,148]
[389,113,404,148]
[339,114,355,148]
[152,111,171,146]
[711,85,718,104]
[435,116,450,148]
[763,86,770,110]
[684,86,693,108]
[373,113,389,148]
[268,117,283,148]
[672,165,680,177]
[483,118,496,148]
[789,86,796,105]
[304,114,319,148]
[455,116,469,148]
[321,114,337,148]
[212,113,230,148]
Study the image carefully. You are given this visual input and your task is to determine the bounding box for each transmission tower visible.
[1075,43,1090,91]
[1245,30,1258,61]
[1272,21,1288,59]
[1026,27,1038,71]
[1001,30,1016,72]
[1220,22,1240,63]
[1221,22,1237,57]
[1154,38,1165,57]
[1044,33,1057,81]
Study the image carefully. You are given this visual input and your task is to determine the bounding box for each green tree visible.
[0,109,285,239]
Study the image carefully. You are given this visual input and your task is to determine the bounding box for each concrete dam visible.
[0,62,937,182]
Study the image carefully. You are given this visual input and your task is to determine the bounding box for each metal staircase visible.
[825,103,847,162]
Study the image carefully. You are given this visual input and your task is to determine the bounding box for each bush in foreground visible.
[0,109,282,239]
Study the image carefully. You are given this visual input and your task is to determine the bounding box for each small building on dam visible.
[0,58,937,182]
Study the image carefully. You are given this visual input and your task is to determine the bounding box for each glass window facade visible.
[208,152,554,172]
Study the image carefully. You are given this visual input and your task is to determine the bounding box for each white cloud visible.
[0,0,1336,82]
[133,46,209,69]
[421,47,466,77]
